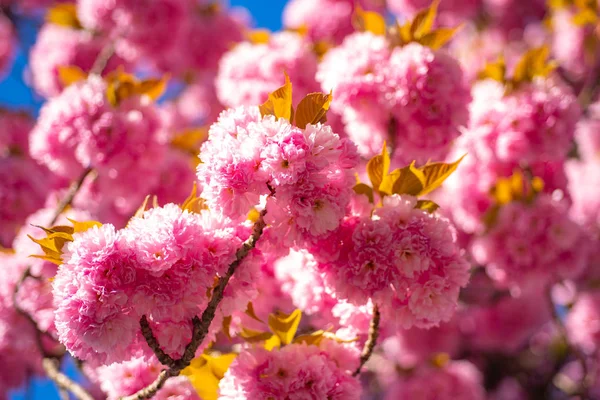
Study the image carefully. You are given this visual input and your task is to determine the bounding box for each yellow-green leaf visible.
[477,56,506,83]
[264,334,281,351]
[294,92,332,129]
[415,199,440,213]
[259,73,294,122]
[418,25,462,50]
[417,155,465,196]
[352,6,387,35]
[366,142,390,192]
[268,309,302,345]
[511,46,556,88]
[180,183,206,214]
[293,330,327,346]
[245,302,264,323]
[135,76,169,101]
[353,183,374,204]
[239,328,274,343]
[431,352,450,368]
[182,353,236,400]
[247,29,271,44]
[572,8,598,26]
[67,219,102,234]
[380,162,425,196]
[222,316,232,340]
[58,66,87,88]
[410,0,439,39]
[46,3,82,29]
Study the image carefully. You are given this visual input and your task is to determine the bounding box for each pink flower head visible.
[219,343,362,399]
[77,0,192,62]
[566,291,600,355]
[29,23,126,98]
[471,194,590,288]
[384,360,486,400]
[567,159,600,231]
[0,157,52,248]
[316,194,470,329]
[381,43,471,165]
[94,354,200,399]
[30,74,166,201]
[216,32,320,108]
[197,105,358,245]
[467,77,581,165]
[483,0,547,39]
[0,109,34,155]
[53,224,141,363]
[283,0,386,45]
[155,5,248,76]
[576,99,600,162]
[461,287,551,353]
[0,14,14,79]
[387,0,481,26]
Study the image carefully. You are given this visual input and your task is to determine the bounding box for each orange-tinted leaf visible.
[46,3,82,29]
[268,309,302,345]
[478,56,506,83]
[366,142,390,192]
[415,199,440,213]
[58,66,87,88]
[259,73,294,122]
[247,29,271,44]
[418,25,462,50]
[352,6,387,35]
[353,183,375,203]
[410,0,439,38]
[417,155,465,196]
[294,92,332,129]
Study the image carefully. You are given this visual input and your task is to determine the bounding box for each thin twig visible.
[353,303,381,377]
[546,286,591,399]
[121,210,268,400]
[90,42,115,76]
[42,358,94,400]
[49,166,94,226]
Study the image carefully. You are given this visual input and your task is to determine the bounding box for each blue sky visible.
[6,1,287,399]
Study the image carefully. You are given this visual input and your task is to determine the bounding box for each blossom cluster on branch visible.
[0,0,600,399]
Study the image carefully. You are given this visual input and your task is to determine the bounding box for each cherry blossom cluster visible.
[1,0,600,399]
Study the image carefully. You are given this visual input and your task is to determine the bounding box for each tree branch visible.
[546,286,591,399]
[121,209,268,400]
[90,42,115,76]
[49,166,94,226]
[353,303,380,377]
[42,358,94,400]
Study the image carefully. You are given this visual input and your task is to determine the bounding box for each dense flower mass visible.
[29,23,124,98]
[196,104,358,246]
[219,343,361,399]
[3,0,600,398]
[318,33,470,164]
[471,194,590,288]
[384,360,486,400]
[466,77,580,165]
[0,13,13,79]
[216,32,320,108]
[315,195,470,329]
[53,205,261,364]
